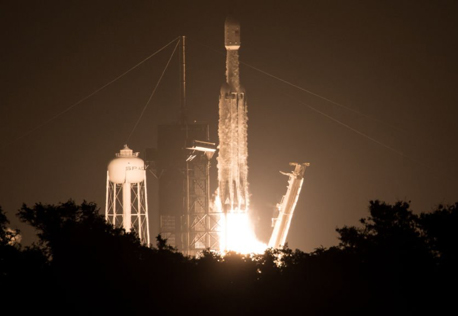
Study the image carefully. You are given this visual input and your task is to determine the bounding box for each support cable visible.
[189,38,404,133]
[283,93,457,182]
[10,37,180,145]
[190,38,456,182]
[240,61,405,133]
[126,39,180,143]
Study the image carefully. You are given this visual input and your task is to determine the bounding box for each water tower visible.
[105,145,150,245]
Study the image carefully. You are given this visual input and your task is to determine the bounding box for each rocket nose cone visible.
[225,15,241,50]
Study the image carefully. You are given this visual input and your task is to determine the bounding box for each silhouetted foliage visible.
[2,199,457,315]
[417,202,458,310]
[335,200,454,314]
[0,206,20,246]
[0,206,49,314]
[419,202,458,266]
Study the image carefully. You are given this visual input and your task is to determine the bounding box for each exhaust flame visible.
[215,193,266,254]
[220,212,267,254]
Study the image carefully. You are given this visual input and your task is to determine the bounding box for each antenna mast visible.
[179,36,187,125]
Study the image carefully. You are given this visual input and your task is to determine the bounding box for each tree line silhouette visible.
[1,199,457,315]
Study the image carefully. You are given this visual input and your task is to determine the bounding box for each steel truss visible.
[105,171,150,245]
[159,149,221,256]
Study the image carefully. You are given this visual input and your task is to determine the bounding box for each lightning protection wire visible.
[125,39,180,143]
[241,51,457,182]
[9,37,180,146]
[284,93,457,182]
[189,38,404,134]
[191,38,456,182]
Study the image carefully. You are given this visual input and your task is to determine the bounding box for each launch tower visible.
[269,163,309,248]
[152,37,221,256]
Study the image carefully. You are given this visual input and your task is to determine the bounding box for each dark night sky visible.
[1,0,457,251]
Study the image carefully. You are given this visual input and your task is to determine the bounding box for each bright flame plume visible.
[215,194,267,254]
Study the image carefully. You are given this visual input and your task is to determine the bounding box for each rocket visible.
[217,16,249,214]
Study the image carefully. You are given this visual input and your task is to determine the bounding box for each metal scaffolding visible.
[155,124,220,256]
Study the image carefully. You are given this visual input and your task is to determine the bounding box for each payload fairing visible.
[217,16,249,214]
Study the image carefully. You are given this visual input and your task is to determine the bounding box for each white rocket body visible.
[217,17,249,214]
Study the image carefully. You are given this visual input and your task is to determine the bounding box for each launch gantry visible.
[269,163,310,249]
[152,37,222,256]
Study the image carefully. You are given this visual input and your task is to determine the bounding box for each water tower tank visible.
[108,145,145,184]
[105,144,150,245]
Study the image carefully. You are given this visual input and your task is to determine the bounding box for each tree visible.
[0,206,50,314]
[5,198,456,315]
[418,203,458,311]
[419,202,458,266]
[16,200,154,314]
[336,201,431,261]
[336,200,435,314]
[0,206,20,247]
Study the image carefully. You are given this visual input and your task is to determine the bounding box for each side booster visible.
[217,16,249,214]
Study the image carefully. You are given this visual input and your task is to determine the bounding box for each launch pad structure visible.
[148,37,222,256]
[150,19,309,254]
[151,123,221,256]
[269,163,310,248]
[153,17,252,255]
[105,18,309,255]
